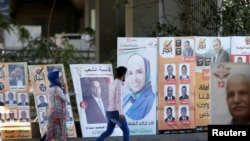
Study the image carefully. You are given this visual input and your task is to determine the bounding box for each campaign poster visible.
[70,64,123,137]
[117,37,157,135]
[28,64,77,138]
[195,37,230,128]
[0,62,32,139]
[210,63,250,125]
[158,37,195,133]
[230,36,250,63]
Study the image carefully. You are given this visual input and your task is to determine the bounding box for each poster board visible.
[210,63,250,124]
[0,62,32,139]
[230,36,250,63]
[195,37,230,129]
[117,37,157,135]
[69,64,122,137]
[28,64,77,137]
[158,37,195,133]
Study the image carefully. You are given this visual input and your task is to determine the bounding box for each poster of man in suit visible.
[81,77,109,124]
[70,64,120,137]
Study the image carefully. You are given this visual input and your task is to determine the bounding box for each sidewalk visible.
[2,132,208,141]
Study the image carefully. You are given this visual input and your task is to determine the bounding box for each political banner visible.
[69,64,123,137]
[28,64,77,138]
[117,37,157,135]
[158,37,195,133]
[0,62,31,139]
[195,37,230,128]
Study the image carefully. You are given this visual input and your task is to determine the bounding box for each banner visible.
[69,64,122,137]
[230,36,250,63]
[117,37,157,135]
[195,37,230,128]
[210,63,250,125]
[28,64,77,137]
[0,62,32,139]
[158,37,195,133]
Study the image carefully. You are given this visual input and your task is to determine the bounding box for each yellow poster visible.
[158,37,195,132]
[0,62,32,139]
[28,64,77,138]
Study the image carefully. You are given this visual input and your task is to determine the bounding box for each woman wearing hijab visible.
[123,53,155,120]
[46,71,68,141]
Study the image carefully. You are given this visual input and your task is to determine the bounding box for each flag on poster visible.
[117,37,157,135]
[28,64,77,138]
[70,64,123,137]
[195,37,230,127]
[210,63,250,125]
[158,37,195,132]
[0,62,32,139]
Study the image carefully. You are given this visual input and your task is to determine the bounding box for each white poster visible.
[230,36,250,63]
[210,63,250,125]
[117,37,157,135]
[70,64,123,137]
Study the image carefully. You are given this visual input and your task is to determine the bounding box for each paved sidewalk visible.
[2,132,208,141]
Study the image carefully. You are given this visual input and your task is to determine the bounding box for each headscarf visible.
[47,71,63,89]
[126,53,151,99]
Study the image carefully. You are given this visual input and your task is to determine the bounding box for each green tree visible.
[115,0,250,36]
[0,14,92,118]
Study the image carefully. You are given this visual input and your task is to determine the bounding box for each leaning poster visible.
[210,63,250,125]
[28,64,77,138]
[69,64,122,137]
[117,37,157,135]
[0,62,32,139]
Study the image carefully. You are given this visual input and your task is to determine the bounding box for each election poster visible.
[117,37,157,135]
[69,64,122,137]
[210,63,250,125]
[28,64,77,138]
[0,62,32,139]
[195,37,230,129]
[230,36,250,63]
[158,37,195,133]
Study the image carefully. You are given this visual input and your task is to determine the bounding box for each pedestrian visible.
[46,71,68,141]
[96,66,130,141]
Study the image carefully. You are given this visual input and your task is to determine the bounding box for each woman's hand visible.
[61,83,68,94]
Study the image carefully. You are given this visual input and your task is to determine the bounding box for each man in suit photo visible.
[18,93,29,106]
[179,64,189,80]
[182,40,194,57]
[37,95,48,108]
[5,91,17,105]
[179,85,189,100]
[165,107,175,122]
[165,64,175,80]
[19,110,29,122]
[164,86,175,101]
[84,79,108,124]
[211,38,229,62]
[40,112,48,124]
[179,106,189,121]
[9,66,26,86]
[6,110,17,122]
